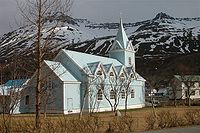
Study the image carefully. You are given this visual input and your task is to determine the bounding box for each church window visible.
[97,89,103,100]
[120,73,125,79]
[25,95,29,105]
[121,90,125,99]
[131,89,135,98]
[128,57,132,65]
[110,89,115,99]
[110,72,114,77]
[130,73,135,78]
[97,70,102,76]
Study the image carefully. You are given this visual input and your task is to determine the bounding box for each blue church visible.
[20,19,145,114]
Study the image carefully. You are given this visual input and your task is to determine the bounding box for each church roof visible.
[62,49,123,70]
[44,60,80,82]
[103,64,113,73]
[115,18,129,49]
[87,62,101,74]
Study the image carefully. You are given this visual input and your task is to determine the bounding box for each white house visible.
[169,75,200,100]
[20,18,146,114]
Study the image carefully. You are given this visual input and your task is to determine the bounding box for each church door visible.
[67,98,73,113]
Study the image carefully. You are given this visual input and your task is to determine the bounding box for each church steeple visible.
[115,18,129,49]
[109,17,136,69]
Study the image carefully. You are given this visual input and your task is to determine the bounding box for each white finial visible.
[119,12,123,27]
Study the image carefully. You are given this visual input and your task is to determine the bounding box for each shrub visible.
[184,109,200,125]
[145,113,157,130]
[107,115,136,133]
[66,116,103,133]
[157,110,182,128]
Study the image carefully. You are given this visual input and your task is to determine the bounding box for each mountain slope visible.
[0,12,200,86]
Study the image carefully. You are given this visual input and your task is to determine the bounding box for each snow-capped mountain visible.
[0,12,200,63]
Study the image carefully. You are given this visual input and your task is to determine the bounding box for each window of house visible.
[128,57,132,65]
[25,95,29,105]
[97,89,103,100]
[130,73,135,78]
[120,73,125,80]
[131,89,135,98]
[110,89,115,99]
[97,70,102,76]
[185,90,188,97]
[110,72,114,77]
[121,90,125,99]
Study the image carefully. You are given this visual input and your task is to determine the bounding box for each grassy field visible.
[1,106,200,132]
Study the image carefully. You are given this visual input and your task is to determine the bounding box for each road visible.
[138,126,200,133]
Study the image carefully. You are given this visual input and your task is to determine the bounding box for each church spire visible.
[109,16,135,68]
[115,17,129,49]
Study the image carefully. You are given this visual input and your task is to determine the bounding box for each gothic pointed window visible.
[130,73,135,78]
[121,90,125,99]
[110,89,115,99]
[131,89,135,98]
[110,72,114,77]
[97,70,102,76]
[120,73,125,79]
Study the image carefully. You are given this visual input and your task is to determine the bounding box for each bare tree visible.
[124,73,136,116]
[0,57,28,132]
[170,75,200,107]
[16,0,72,131]
[106,77,127,113]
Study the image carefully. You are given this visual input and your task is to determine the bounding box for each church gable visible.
[126,41,135,51]
[94,63,106,79]
[107,64,118,79]
[87,62,101,75]
[110,40,123,51]
[118,66,128,79]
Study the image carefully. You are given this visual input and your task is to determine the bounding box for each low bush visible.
[106,115,136,133]
[145,113,157,130]
[184,109,200,125]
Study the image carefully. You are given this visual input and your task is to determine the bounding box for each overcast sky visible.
[1,0,200,35]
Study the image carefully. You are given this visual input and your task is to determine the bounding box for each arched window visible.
[110,72,114,77]
[110,89,115,99]
[131,89,135,98]
[120,73,124,77]
[97,89,103,100]
[97,70,102,76]
[120,73,125,80]
[130,73,135,78]
[121,90,125,99]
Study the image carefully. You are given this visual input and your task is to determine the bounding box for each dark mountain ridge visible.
[0,12,200,87]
